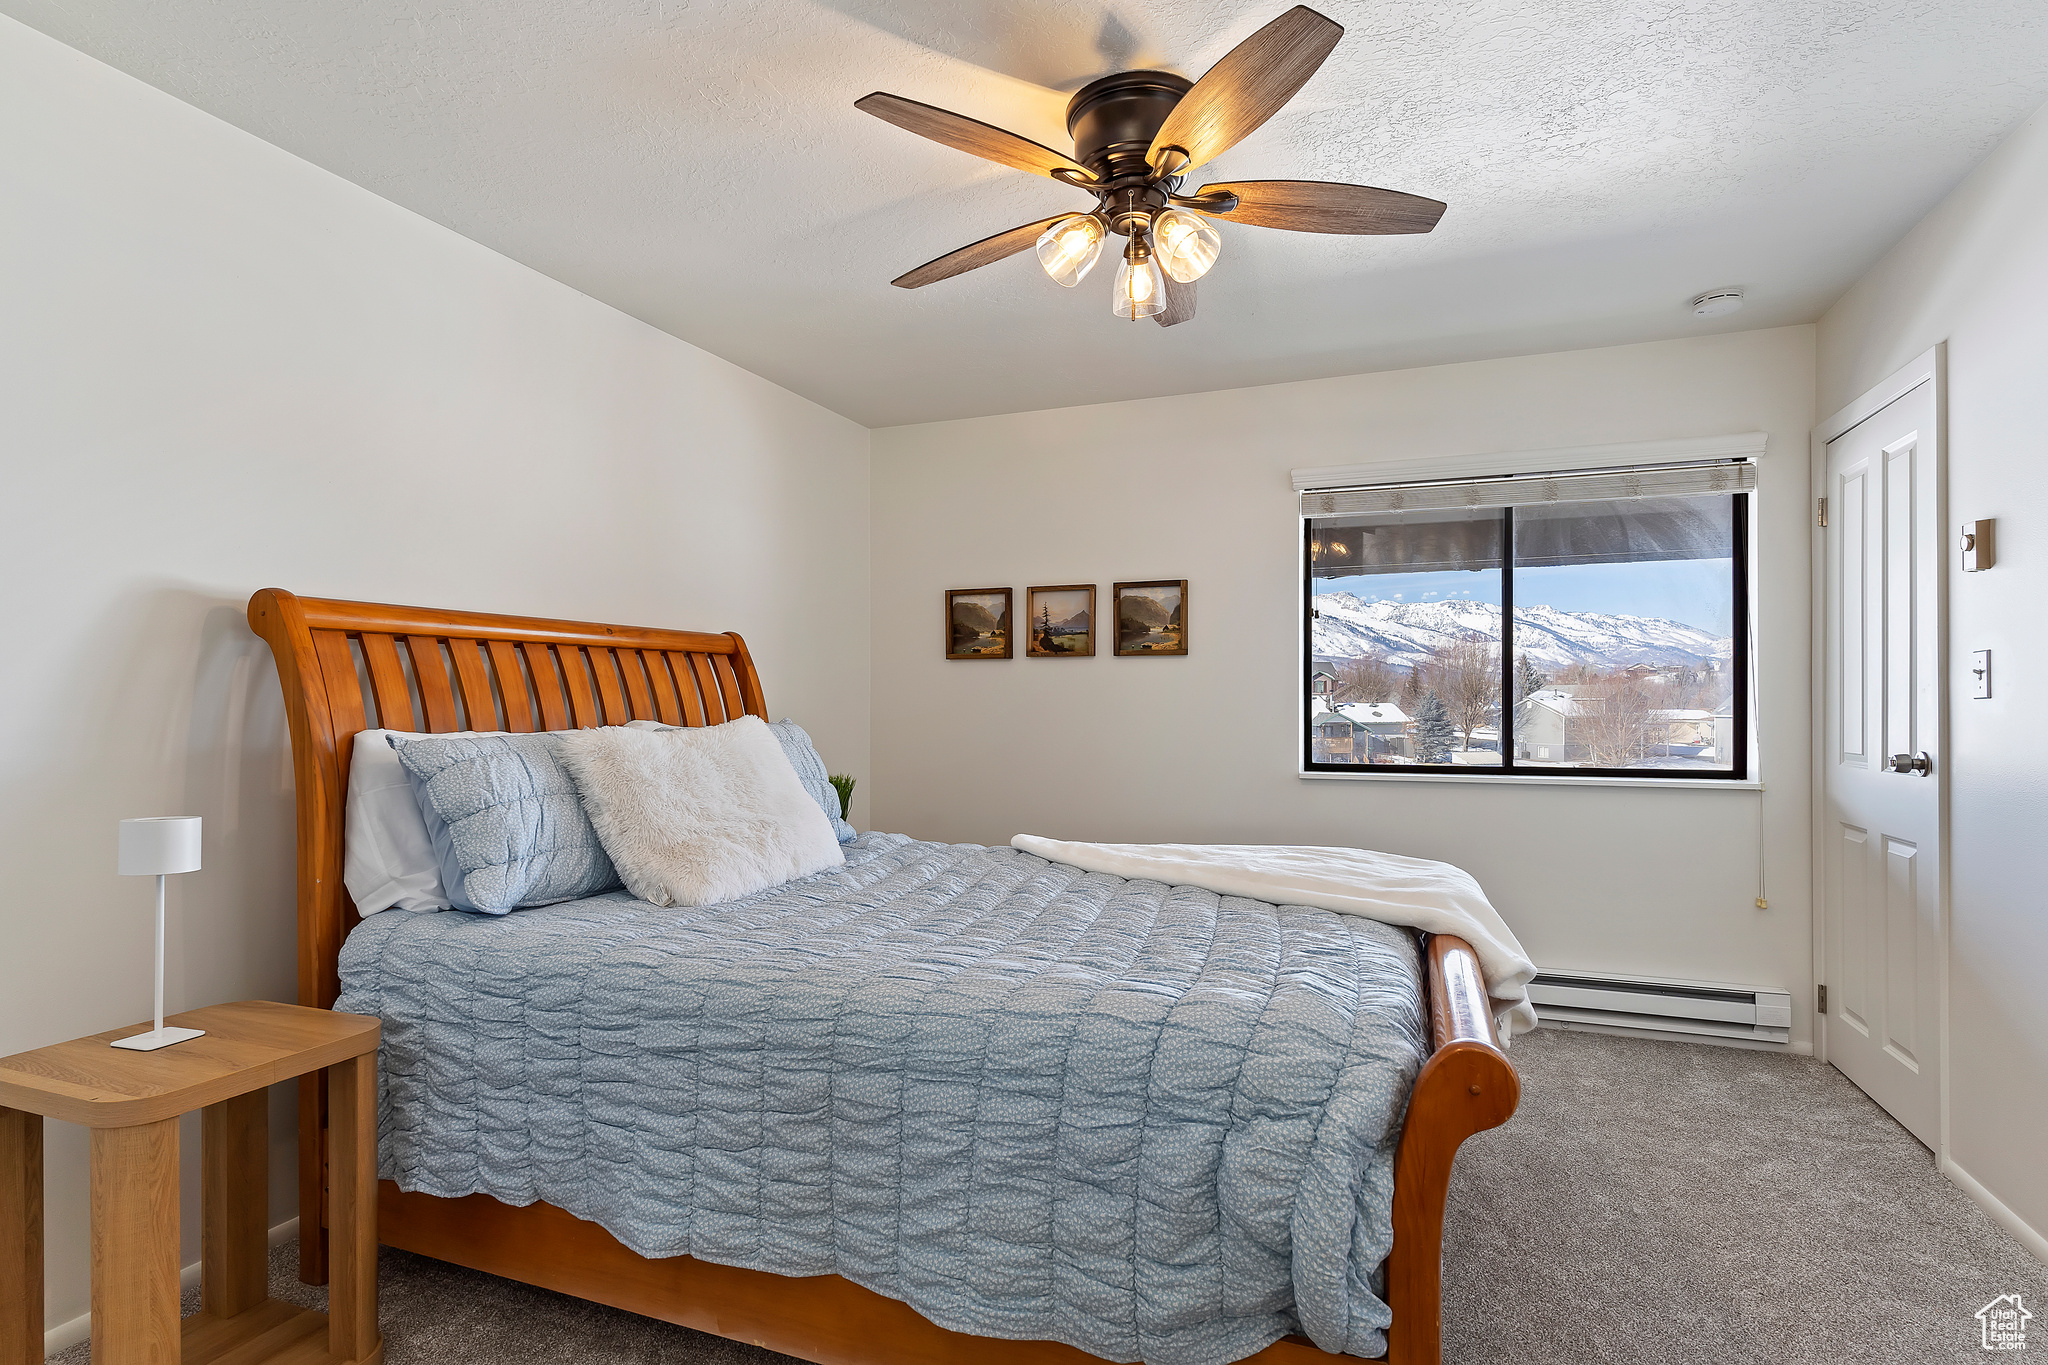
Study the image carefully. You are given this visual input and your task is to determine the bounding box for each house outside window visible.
[1302,459,1754,779]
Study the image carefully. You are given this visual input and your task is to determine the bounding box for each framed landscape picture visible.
[1025,584,1095,657]
[1113,579,1188,656]
[945,587,1012,660]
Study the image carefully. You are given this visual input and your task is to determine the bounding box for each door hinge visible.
[1818,984,1827,1015]
[1817,497,1828,528]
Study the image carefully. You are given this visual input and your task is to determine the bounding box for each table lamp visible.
[114,816,206,1051]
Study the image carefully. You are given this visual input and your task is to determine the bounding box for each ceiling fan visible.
[855,5,1446,327]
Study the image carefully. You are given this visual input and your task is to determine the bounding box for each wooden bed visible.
[248,587,1519,1365]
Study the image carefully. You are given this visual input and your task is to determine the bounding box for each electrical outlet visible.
[1971,650,1991,699]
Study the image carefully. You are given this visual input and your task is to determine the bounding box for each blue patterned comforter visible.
[337,833,1429,1363]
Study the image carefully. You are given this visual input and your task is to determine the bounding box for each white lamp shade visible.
[119,816,202,876]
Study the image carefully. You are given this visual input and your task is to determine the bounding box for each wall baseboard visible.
[1943,1156,2048,1268]
[43,1216,301,1355]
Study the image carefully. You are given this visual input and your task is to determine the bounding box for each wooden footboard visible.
[1383,935,1520,1365]
[380,1186,1344,1365]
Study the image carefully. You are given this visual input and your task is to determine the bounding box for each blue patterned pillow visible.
[390,733,621,913]
[765,718,857,843]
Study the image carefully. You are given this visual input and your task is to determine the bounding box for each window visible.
[1303,461,1752,778]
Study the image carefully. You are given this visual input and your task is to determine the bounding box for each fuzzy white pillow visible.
[553,716,844,908]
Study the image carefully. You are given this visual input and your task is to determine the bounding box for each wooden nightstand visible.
[0,1000,382,1365]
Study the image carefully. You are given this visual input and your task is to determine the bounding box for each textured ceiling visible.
[10,0,2048,426]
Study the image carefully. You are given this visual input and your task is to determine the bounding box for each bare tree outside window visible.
[1659,664,1706,711]
[1431,635,1499,751]
[1574,675,1655,767]
[1644,663,1725,714]
[1332,654,1397,703]
[1398,663,1428,714]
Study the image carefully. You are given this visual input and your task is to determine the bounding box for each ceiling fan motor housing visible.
[1066,70,1190,234]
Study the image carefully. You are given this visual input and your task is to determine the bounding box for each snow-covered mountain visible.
[1313,594,1732,673]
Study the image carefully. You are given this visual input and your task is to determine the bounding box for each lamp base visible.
[110,1025,207,1052]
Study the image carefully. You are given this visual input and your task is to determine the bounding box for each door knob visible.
[1887,752,1932,776]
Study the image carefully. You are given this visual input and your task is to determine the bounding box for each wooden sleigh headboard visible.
[247,588,769,1280]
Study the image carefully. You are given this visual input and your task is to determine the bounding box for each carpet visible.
[51,1026,2043,1363]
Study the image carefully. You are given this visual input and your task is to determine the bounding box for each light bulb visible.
[1111,244,1166,320]
[1152,208,1221,283]
[1036,215,1106,288]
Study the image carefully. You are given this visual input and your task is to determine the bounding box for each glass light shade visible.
[1035,215,1106,287]
[1111,250,1166,320]
[1152,208,1221,283]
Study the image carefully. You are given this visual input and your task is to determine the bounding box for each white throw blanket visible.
[1011,836,1538,1040]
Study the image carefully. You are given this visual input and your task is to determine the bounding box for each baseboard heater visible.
[1528,969,1792,1043]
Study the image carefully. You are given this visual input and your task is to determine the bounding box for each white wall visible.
[0,15,869,1341]
[871,327,1815,1041]
[1818,105,2048,1255]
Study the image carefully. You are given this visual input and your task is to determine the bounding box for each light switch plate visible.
[1971,650,1991,699]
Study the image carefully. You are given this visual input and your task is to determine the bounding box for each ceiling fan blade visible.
[1156,275,1197,327]
[891,216,1069,289]
[1147,7,1342,177]
[1194,180,1447,234]
[857,93,1092,183]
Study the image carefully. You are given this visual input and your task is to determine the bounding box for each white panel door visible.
[1822,376,1943,1147]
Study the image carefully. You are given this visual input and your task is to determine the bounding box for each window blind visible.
[1298,460,1756,518]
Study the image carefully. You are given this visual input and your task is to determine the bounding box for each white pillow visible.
[553,716,844,908]
[344,728,497,914]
